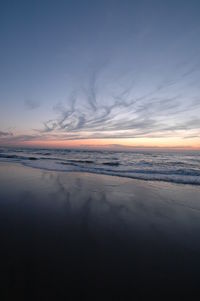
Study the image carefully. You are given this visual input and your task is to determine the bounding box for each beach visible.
[0,161,200,299]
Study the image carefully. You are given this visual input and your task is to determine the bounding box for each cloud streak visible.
[34,64,200,141]
[0,131,13,137]
[1,59,200,146]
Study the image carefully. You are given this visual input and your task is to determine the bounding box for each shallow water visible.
[0,162,200,299]
[0,147,200,184]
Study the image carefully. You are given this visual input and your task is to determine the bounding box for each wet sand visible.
[0,162,200,299]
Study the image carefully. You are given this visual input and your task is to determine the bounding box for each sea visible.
[0,147,200,185]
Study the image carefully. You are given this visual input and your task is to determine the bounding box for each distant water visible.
[0,147,200,185]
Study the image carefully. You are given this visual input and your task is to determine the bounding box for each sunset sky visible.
[0,0,200,149]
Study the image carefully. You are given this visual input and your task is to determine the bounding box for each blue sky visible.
[0,0,200,148]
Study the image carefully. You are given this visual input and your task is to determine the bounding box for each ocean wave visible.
[22,160,200,185]
[67,159,94,164]
[0,148,200,185]
[0,153,38,161]
[102,162,120,166]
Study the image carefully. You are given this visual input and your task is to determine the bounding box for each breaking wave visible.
[0,147,200,185]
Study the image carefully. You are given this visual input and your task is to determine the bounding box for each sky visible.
[0,0,200,149]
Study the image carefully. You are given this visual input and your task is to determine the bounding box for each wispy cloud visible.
[0,130,13,137]
[1,59,200,145]
[34,63,200,141]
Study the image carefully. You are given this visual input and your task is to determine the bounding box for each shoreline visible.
[1,159,200,186]
[1,161,200,208]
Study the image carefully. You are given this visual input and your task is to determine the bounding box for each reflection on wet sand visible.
[0,162,200,299]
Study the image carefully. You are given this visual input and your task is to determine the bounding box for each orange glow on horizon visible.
[11,137,200,150]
